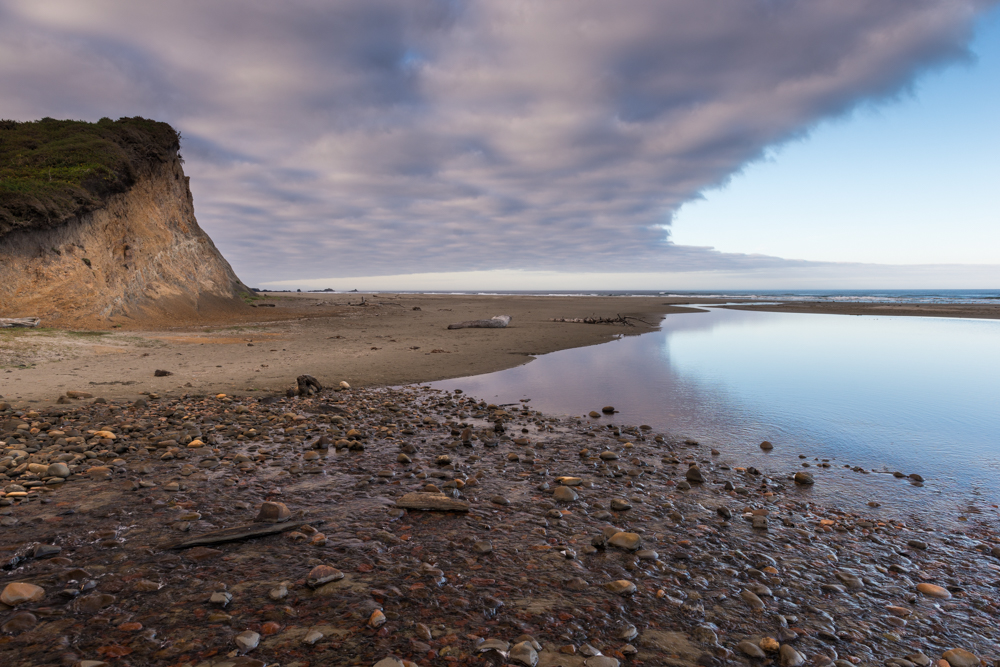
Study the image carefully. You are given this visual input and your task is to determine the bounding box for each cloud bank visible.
[1,0,995,284]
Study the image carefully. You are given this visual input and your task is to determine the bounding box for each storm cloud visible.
[1,0,994,283]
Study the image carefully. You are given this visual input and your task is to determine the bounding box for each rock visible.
[1,582,45,605]
[235,630,261,652]
[75,593,115,612]
[254,501,292,523]
[737,640,766,658]
[740,589,764,609]
[610,498,631,511]
[752,515,768,530]
[46,462,70,478]
[603,580,637,595]
[368,609,386,628]
[589,411,601,418]
[303,629,324,644]
[557,476,582,486]
[916,583,951,599]
[779,645,805,667]
[759,637,780,653]
[154,369,173,377]
[87,466,112,480]
[373,659,404,667]
[602,406,615,413]
[510,641,539,666]
[941,649,979,667]
[1,611,37,633]
[599,450,618,460]
[472,540,493,555]
[793,472,814,485]
[307,565,345,588]
[585,657,620,667]
[553,486,578,503]
[33,544,61,558]
[608,532,641,551]
[396,492,470,512]
[686,466,704,483]
[760,441,773,450]
[210,591,233,607]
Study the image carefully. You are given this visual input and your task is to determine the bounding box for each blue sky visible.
[2,1,998,289]
[672,6,1000,268]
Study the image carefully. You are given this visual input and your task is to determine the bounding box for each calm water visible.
[430,308,1000,519]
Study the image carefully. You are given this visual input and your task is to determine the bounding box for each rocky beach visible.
[2,343,999,667]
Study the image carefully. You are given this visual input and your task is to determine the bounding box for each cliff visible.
[0,118,250,327]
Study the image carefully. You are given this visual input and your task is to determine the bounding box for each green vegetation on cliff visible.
[0,116,180,238]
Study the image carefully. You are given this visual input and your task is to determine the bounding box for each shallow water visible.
[431,308,1000,521]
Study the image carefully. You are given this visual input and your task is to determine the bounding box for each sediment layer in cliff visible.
[0,118,251,327]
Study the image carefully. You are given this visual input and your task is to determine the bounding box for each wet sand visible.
[2,294,712,407]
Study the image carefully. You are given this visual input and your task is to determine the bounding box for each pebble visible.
[608,532,641,551]
[510,640,539,666]
[686,466,705,483]
[941,649,979,667]
[916,583,951,599]
[307,564,345,587]
[794,472,814,485]
[235,630,261,652]
[553,486,578,502]
[779,644,806,667]
[610,498,631,511]
[603,580,637,595]
[737,640,766,658]
[0,582,45,605]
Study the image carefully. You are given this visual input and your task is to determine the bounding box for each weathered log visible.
[396,492,470,512]
[160,520,307,549]
[447,315,511,330]
[549,314,650,327]
[0,317,40,328]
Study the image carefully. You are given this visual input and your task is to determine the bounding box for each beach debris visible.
[288,373,323,397]
[447,314,511,329]
[0,317,40,328]
[549,314,650,326]
[153,369,173,377]
[160,521,307,550]
[396,492,470,512]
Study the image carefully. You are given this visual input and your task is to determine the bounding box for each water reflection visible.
[430,308,1000,516]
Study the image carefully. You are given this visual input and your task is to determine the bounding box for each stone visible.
[599,451,618,460]
[557,476,582,486]
[396,492,469,512]
[87,466,112,480]
[235,630,261,652]
[941,649,979,667]
[737,640,766,658]
[779,644,806,667]
[1,611,37,633]
[368,609,386,628]
[585,657,620,667]
[740,589,764,609]
[608,532,641,551]
[916,583,951,599]
[553,486,578,503]
[46,462,70,478]
[211,591,233,606]
[610,498,631,511]
[472,540,493,555]
[793,472,814,485]
[307,565,345,587]
[1,582,45,605]
[373,659,404,667]
[510,641,539,666]
[303,629,324,644]
[686,466,704,483]
[75,593,116,612]
[760,440,773,450]
[254,501,292,523]
[603,580,637,595]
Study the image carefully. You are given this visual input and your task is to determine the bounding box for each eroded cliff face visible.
[0,154,250,327]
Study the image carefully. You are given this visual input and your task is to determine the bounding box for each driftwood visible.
[396,492,470,512]
[448,315,511,330]
[0,317,40,328]
[287,374,323,397]
[549,314,650,327]
[160,520,307,550]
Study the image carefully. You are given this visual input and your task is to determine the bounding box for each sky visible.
[2,0,998,290]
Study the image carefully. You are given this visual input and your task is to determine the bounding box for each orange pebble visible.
[261,621,282,635]
[118,622,143,632]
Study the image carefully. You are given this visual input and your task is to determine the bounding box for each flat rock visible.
[941,649,979,667]
[608,532,641,551]
[915,583,951,599]
[254,501,291,523]
[603,579,637,595]
[396,492,469,512]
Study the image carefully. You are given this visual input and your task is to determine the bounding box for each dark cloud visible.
[1,0,995,283]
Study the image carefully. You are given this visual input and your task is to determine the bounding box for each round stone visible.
[608,532,641,551]
[235,630,260,652]
[760,441,773,450]
[603,580,637,595]
[941,649,979,667]
[610,498,631,511]
[686,466,705,483]
[553,486,578,503]
[915,583,951,599]
[793,472,814,485]
[1,582,45,606]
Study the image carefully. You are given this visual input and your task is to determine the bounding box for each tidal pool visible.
[431,308,1000,520]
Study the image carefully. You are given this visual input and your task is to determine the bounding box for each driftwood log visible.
[447,315,511,330]
[160,520,307,550]
[287,374,323,397]
[0,317,40,328]
[549,314,650,327]
[396,492,470,512]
